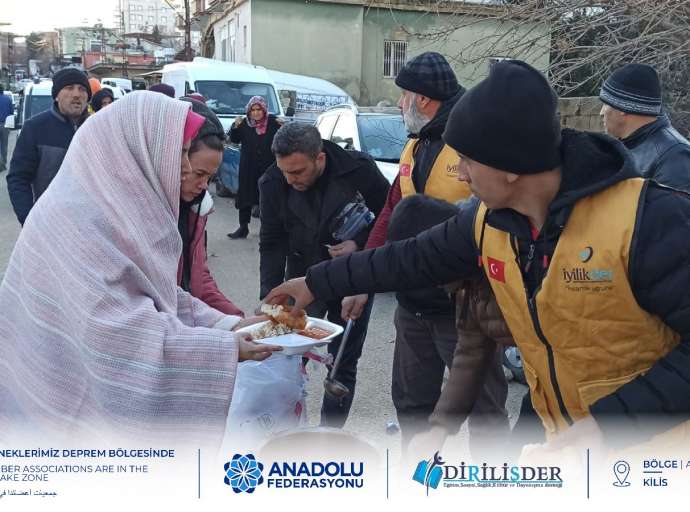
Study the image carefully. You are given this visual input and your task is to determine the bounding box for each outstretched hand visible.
[263,277,315,316]
[238,334,282,362]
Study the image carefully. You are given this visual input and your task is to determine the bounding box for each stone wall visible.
[558,96,604,132]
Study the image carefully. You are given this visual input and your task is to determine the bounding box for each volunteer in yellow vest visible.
[267,60,690,453]
[341,51,509,455]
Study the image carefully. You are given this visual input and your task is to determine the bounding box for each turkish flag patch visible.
[400,163,412,177]
[487,257,506,283]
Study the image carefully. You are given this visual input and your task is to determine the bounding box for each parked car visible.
[4,80,53,131]
[102,77,133,93]
[315,105,406,184]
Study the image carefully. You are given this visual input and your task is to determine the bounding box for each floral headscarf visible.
[245,96,269,135]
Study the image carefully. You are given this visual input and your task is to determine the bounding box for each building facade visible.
[119,0,180,36]
[195,0,550,105]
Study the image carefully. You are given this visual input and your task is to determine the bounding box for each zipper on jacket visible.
[525,242,535,272]
[510,234,573,426]
[526,293,573,426]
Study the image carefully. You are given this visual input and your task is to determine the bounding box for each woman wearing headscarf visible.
[228,96,282,239]
[178,97,244,316]
[91,88,115,112]
[0,91,280,444]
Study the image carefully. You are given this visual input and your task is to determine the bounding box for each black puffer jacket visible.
[622,115,690,193]
[259,140,389,299]
[306,129,690,442]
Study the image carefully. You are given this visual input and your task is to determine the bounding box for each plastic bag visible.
[224,354,307,445]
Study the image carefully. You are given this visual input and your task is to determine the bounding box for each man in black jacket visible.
[600,63,690,193]
[7,68,91,225]
[259,123,389,427]
[267,61,690,453]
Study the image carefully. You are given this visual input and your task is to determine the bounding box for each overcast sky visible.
[2,0,121,35]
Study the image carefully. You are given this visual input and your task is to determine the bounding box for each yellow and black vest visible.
[398,139,471,202]
[474,178,679,435]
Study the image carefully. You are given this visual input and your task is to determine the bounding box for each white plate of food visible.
[236,305,344,355]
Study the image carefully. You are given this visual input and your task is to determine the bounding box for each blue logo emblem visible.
[579,246,594,263]
[412,452,444,494]
[612,460,631,487]
[224,454,264,493]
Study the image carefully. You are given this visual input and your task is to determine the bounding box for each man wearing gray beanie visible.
[267,59,690,458]
[599,63,690,193]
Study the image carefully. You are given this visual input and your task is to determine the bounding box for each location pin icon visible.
[613,460,630,487]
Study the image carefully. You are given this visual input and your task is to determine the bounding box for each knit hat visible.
[443,60,561,174]
[179,97,226,141]
[395,52,462,101]
[52,68,91,100]
[91,88,115,112]
[149,83,176,98]
[599,63,662,115]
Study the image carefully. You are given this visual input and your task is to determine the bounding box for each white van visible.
[4,80,53,131]
[161,57,284,131]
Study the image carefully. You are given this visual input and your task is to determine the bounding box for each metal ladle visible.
[324,319,354,399]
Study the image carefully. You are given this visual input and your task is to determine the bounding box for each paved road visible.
[0,131,527,462]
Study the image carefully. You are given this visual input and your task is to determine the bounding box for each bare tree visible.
[369,0,690,132]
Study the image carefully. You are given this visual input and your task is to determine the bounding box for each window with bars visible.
[383,40,407,78]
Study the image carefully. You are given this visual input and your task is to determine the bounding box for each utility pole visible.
[184,0,192,61]
[161,0,191,61]
[100,24,106,65]
[119,0,128,78]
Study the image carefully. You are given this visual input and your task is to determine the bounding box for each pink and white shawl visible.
[0,91,240,445]
[245,95,269,135]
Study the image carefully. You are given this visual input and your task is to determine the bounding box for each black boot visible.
[227,225,249,239]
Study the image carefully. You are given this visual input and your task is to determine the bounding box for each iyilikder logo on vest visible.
[562,246,613,284]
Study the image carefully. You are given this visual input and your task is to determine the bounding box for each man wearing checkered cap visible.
[599,63,690,193]
[340,51,510,455]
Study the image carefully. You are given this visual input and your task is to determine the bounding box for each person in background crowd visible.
[0,91,280,444]
[0,84,13,172]
[149,83,176,98]
[267,60,690,455]
[7,67,91,224]
[259,123,389,427]
[178,96,244,316]
[188,93,206,103]
[227,96,283,239]
[600,63,690,193]
[91,88,115,112]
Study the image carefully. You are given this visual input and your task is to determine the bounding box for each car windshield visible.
[27,95,53,120]
[194,80,280,116]
[357,115,407,162]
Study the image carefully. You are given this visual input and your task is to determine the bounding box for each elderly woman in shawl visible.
[0,91,280,444]
[228,95,283,239]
